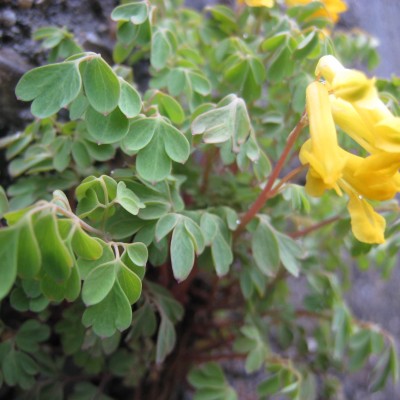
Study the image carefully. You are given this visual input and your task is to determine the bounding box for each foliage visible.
[0,0,399,399]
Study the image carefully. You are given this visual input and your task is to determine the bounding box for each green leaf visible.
[71,226,103,260]
[86,106,129,144]
[192,94,251,150]
[82,281,132,337]
[294,30,319,59]
[369,346,392,392]
[155,213,180,241]
[156,317,176,364]
[16,217,42,279]
[200,213,219,245]
[275,232,302,277]
[150,91,185,125]
[124,117,189,181]
[258,374,282,396]
[53,137,72,172]
[184,218,205,254]
[224,56,266,102]
[123,117,158,151]
[15,61,81,118]
[1,346,38,389]
[151,29,177,70]
[261,32,288,52]
[41,267,80,302]
[64,267,81,301]
[82,56,120,113]
[162,122,190,164]
[111,1,149,24]
[116,181,145,215]
[33,26,64,48]
[0,228,18,300]
[136,131,172,182]
[71,141,90,170]
[211,234,233,276]
[206,5,237,32]
[251,220,280,277]
[82,261,116,306]
[0,186,9,218]
[188,362,238,400]
[119,79,142,118]
[34,213,73,281]
[15,320,50,353]
[125,242,148,266]
[69,91,89,120]
[171,222,195,281]
[117,265,142,304]
[268,47,294,82]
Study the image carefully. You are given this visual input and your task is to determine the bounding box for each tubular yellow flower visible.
[285,0,347,23]
[237,0,274,7]
[374,117,400,152]
[299,82,345,191]
[340,150,400,201]
[329,96,377,153]
[316,55,375,102]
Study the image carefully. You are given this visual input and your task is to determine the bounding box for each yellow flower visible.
[340,150,400,202]
[299,66,400,244]
[316,55,375,102]
[285,0,347,23]
[317,55,400,155]
[299,81,345,192]
[345,188,386,244]
[238,0,274,7]
[329,96,377,153]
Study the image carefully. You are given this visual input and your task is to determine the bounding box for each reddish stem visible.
[268,164,308,198]
[289,216,340,239]
[234,113,308,238]
[200,147,218,194]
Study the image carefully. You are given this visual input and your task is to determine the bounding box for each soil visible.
[0,0,118,132]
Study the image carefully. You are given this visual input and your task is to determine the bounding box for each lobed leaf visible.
[82,56,120,113]
[16,61,81,118]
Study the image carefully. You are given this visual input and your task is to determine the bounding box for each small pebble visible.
[18,0,33,9]
[0,10,17,28]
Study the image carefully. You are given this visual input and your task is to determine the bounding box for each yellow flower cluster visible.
[286,0,347,23]
[300,55,400,244]
[238,0,347,24]
[237,0,274,7]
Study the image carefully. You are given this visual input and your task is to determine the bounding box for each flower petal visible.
[346,190,385,244]
[302,82,345,187]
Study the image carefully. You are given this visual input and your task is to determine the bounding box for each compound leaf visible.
[82,281,132,337]
[16,61,81,118]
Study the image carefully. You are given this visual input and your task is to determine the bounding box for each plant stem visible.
[200,147,218,194]
[289,216,340,239]
[268,164,308,198]
[234,112,308,238]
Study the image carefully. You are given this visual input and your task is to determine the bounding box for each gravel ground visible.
[344,263,400,399]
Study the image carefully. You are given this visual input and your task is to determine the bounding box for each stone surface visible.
[340,0,400,78]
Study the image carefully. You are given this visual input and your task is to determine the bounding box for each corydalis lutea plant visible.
[0,1,399,399]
